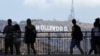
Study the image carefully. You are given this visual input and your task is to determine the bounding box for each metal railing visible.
[0,31,92,55]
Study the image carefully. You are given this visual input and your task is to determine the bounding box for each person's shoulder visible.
[75,25,81,31]
[25,25,27,28]
[32,25,35,27]
[74,25,80,28]
[91,28,94,32]
[4,25,9,28]
[32,25,35,28]
[10,25,14,28]
[76,25,80,27]
[92,27,95,30]
[12,25,14,27]
[76,25,80,28]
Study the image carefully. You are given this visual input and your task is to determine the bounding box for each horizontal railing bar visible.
[0,31,92,33]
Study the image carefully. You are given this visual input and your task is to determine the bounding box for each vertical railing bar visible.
[48,32,50,55]
[84,31,88,54]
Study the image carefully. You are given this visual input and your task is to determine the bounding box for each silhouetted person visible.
[13,24,21,55]
[3,19,14,55]
[94,18,100,54]
[70,19,84,54]
[88,22,97,54]
[24,19,37,54]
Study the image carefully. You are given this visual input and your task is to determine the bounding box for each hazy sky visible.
[0,0,100,23]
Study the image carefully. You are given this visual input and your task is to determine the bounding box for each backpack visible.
[79,30,83,41]
[75,25,83,41]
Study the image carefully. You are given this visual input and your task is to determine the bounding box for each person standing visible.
[70,19,84,54]
[13,24,21,55]
[88,22,97,54]
[24,19,37,55]
[3,19,14,55]
[93,18,100,54]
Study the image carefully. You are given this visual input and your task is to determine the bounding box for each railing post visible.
[84,31,88,54]
[48,32,50,55]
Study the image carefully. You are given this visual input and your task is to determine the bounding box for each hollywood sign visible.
[35,25,68,31]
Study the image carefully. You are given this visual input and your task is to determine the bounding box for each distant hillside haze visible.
[0,20,93,32]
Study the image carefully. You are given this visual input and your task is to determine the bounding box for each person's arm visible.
[71,26,74,36]
[23,26,27,42]
[3,26,7,34]
[17,30,21,38]
[24,26,27,38]
[33,25,37,37]
[91,28,94,38]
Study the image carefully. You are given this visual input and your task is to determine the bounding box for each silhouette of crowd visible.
[1,18,100,55]
[3,19,36,55]
[88,18,100,54]
[70,18,100,55]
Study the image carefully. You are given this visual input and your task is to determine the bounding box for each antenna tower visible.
[68,0,75,21]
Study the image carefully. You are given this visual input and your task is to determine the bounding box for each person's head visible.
[26,18,32,26]
[8,19,12,26]
[14,24,20,31]
[94,18,100,27]
[95,18,100,23]
[72,19,76,25]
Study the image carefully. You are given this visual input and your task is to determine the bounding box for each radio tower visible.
[68,0,75,21]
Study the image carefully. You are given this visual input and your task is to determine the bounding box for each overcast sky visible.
[0,0,100,23]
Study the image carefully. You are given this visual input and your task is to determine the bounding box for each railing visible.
[0,31,92,55]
